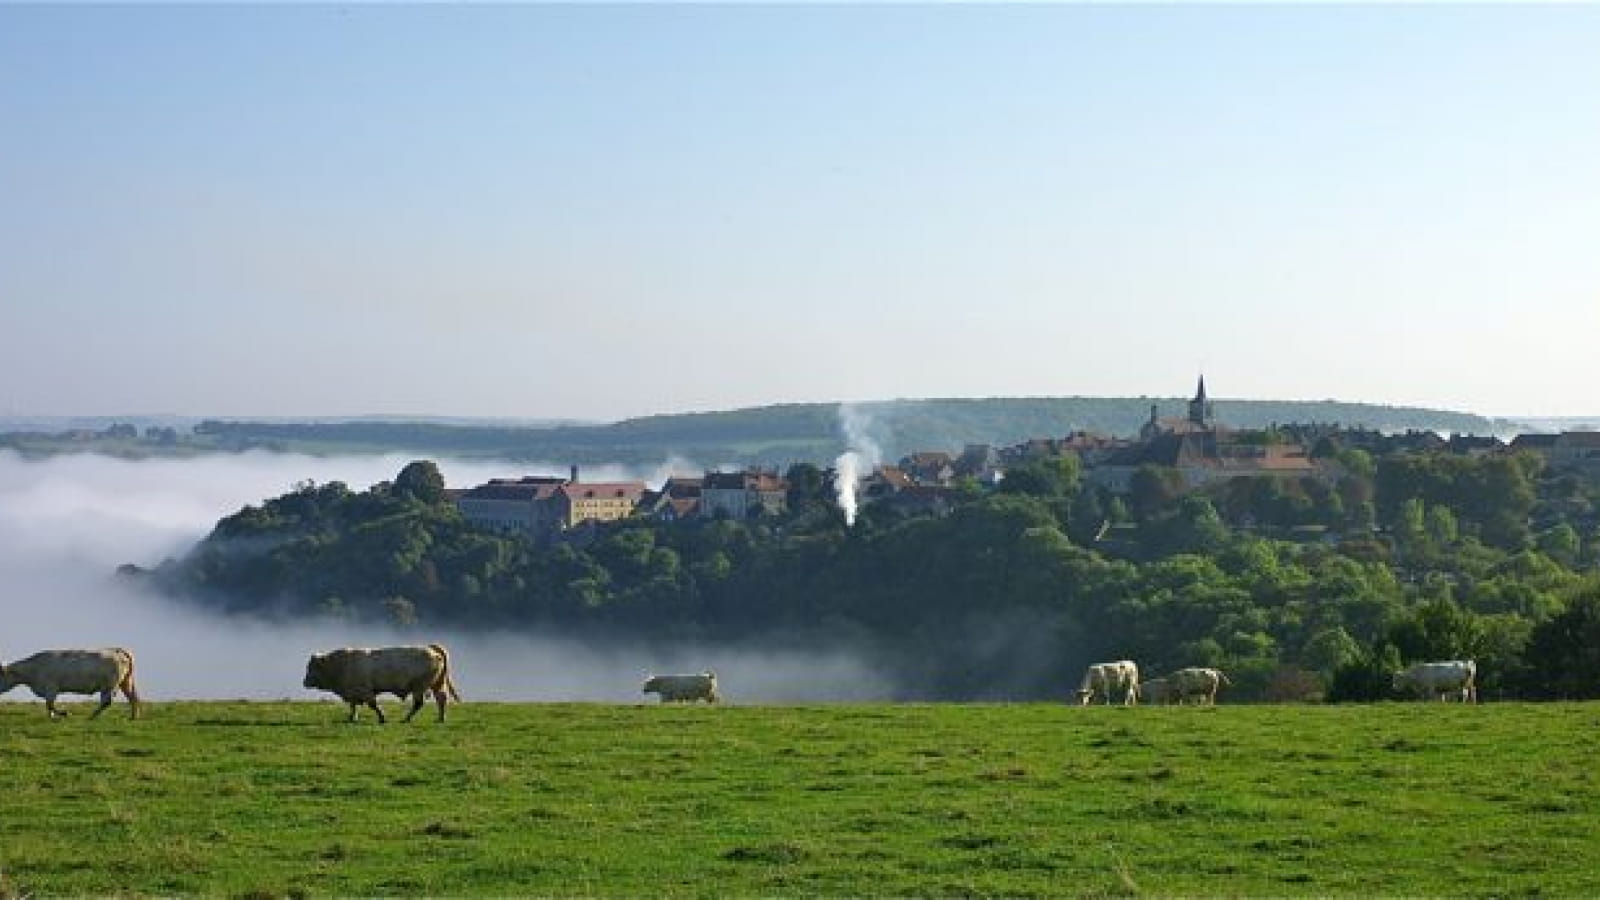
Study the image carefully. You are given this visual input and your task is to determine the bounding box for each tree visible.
[1394,498,1428,552]
[1326,643,1401,702]
[1387,597,1482,664]
[382,595,419,627]
[394,460,446,504]
[1130,466,1184,521]
[1517,591,1600,699]
[1425,505,1459,547]
[784,463,827,511]
[1536,524,1580,568]
[1148,495,1229,555]
[997,455,1080,499]
[1301,626,1362,677]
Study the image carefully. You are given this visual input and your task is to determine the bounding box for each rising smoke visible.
[832,403,883,526]
[0,449,893,703]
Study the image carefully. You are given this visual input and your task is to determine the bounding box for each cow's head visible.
[641,676,661,694]
[1075,688,1094,706]
[0,661,14,694]
[303,654,330,690]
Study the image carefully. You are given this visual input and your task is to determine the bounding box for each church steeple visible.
[1188,375,1213,427]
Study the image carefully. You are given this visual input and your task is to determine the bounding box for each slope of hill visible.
[184,397,1515,465]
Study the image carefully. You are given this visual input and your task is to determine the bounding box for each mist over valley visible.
[0,450,893,703]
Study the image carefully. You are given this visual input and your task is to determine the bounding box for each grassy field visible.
[1,700,1596,897]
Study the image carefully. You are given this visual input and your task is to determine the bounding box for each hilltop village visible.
[136,376,1600,706]
[449,378,1600,542]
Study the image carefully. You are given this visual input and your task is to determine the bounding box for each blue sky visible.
[2,5,1597,421]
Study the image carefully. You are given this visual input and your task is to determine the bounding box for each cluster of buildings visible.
[450,378,1600,538]
[447,466,792,537]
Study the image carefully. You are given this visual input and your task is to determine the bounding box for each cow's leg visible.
[91,688,115,718]
[121,674,141,720]
[43,691,64,718]
[433,688,448,722]
[368,699,386,724]
[346,702,360,723]
[403,690,425,723]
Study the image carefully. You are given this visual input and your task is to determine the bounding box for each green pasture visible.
[1,700,1596,897]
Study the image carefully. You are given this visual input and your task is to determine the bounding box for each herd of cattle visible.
[1073,658,1479,706]
[0,645,720,721]
[0,646,1480,720]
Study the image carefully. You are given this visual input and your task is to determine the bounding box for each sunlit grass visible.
[1,700,1596,896]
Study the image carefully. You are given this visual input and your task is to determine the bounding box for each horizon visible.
[4,5,1598,420]
[7,391,1600,435]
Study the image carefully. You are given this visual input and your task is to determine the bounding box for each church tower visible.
[1187,375,1214,428]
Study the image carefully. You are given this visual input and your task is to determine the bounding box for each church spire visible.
[1188,374,1213,427]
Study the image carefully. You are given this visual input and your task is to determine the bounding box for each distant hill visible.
[181,397,1518,467]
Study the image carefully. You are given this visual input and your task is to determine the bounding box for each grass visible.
[2,700,1597,896]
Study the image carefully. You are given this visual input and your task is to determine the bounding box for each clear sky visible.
[2,4,1597,422]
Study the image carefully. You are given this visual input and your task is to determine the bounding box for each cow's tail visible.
[430,643,462,701]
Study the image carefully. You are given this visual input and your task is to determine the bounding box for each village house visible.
[953,443,1004,484]
[861,465,915,500]
[640,476,704,522]
[899,451,957,485]
[699,469,788,518]
[453,475,569,535]
[556,479,648,528]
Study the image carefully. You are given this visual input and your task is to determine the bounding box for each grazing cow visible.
[1168,667,1231,705]
[1139,677,1175,706]
[1076,660,1140,706]
[643,672,719,704]
[1393,660,1477,703]
[302,644,461,723]
[0,648,141,719]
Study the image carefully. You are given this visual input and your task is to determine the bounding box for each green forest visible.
[129,430,1600,703]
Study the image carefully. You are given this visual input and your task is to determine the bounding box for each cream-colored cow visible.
[303,644,461,723]
[0,647,141,719]
[1394,660,1477,703]
[643,672,720,704]
[1168,667,1231,705]
[1139,677,1175,705]
[1076,660,1140,706]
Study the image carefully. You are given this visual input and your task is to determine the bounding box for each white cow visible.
[302,644,461,723]
[1168,667,1231,705]
[0,647,141,719]
[1076,660,1140,706]
[1139,677,1175,706]
[643,672,720,704]
[1393,660,1477,703]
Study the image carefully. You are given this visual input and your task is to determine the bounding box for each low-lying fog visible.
[0,450,893,703]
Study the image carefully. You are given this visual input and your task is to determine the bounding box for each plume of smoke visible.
[832,404,883,527]
[832,400,883,525]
